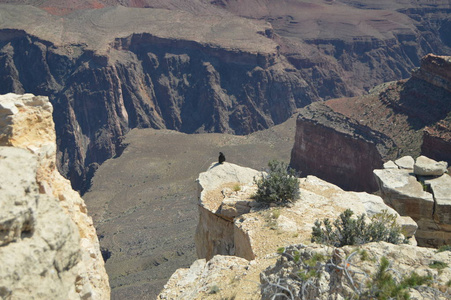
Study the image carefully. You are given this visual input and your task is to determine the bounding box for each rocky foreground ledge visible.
[374,155,451,247]
[159,162,451,299]
[0,94,110,299]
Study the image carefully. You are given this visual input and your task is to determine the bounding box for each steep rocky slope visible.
[1,1,451,192]
[0,93,110,298]
[291,54,451,191]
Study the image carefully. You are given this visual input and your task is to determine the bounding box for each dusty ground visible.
[83,113,298,299]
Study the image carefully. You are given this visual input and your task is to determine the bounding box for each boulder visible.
[395,156,415,169]
[414,155,448,176]
[384,160,399,169]
[373,169,434,220]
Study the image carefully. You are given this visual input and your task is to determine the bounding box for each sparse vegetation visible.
[232,183,241,192]
[437,245,451,252]
[311,209,407,247]
[362,256,432,300]
[264,245,435,300]
[429,260,448,270]
[209,284,220,294]
[254,160,299,205]
[265,208,281,230]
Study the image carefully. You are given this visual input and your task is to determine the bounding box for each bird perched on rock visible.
[218,152,225,164]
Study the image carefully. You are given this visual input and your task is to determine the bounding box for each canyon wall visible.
[0,2,450,192]
[291,54,451,192]
[0,93,110,299]
[290,102,397,192]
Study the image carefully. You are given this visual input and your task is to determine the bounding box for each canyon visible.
[1,1,451,193]
[1,1,451,299]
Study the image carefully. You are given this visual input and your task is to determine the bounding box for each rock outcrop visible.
[374,155,451,247]
[290,54,451,192]
[158,162,451,299]
[0,93,109,299]
[290,101,397,192]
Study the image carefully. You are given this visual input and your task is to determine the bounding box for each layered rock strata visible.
[0,93,109,299]
[1,2,451,192]
[291,54,451,192]
[374,155,451,247]
[261,242,451,300]
[0,5,307,192]
[290,101,396,192]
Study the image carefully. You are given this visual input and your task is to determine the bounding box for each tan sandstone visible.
[0,93,110,299]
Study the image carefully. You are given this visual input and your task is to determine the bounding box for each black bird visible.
[218,152,225,164]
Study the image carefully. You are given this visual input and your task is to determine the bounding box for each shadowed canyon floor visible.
[83,114,298,299]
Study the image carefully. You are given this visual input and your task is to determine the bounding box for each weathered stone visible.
[426,174,451,225]
[0,93,110,299]
[383,160,398,169]
[414,155,448,176]
[158,255,250,300]
[0,147,82,299]
[397,216,418,238]
[373,169,434,221]
[395,156,415,169]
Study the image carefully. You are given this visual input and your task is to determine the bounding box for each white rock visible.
[414,155,448,176]
[395,156,415,169]
[383,160,398,169]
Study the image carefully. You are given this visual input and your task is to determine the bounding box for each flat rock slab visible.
[395,156,414,169]
[373,169,434,220]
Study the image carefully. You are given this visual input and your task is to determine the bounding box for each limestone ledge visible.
[0,93,110,299]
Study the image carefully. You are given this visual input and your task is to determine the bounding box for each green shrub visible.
[437,244,451,252]
[362,256,432,299]
[429,260,448,270]
[311,209,406,247]
[254,160,299,205]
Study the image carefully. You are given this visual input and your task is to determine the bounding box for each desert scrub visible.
[262,245,434,300]
[361,256,432,300]
[311,209,406,247]
[254,160,299,206]
[437,245,451,252]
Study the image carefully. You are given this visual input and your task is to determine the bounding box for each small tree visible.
[254,160,299,205]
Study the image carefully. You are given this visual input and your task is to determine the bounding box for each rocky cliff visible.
[291,54,451,191]
[290,101,397,192]
[1,1,451,192]
[159,162,451,299]
[0,93,110,299]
